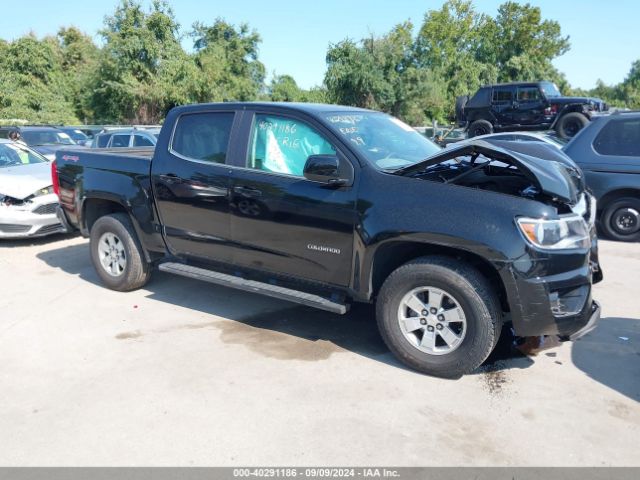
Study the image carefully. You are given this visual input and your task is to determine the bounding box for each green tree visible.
[0,34,81,123]
[90,0,197,123]
[191,19,265,102]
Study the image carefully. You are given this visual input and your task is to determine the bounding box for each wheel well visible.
[83,199,128,232]
[597,189,640,213]
[370,242,509,312]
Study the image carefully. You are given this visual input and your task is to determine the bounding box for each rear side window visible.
[111,135,130,147]
[133,134,154,147]
[171,112,234,163]
[492,88,513,103]
[593,118,640,157]
[517,87,541,102]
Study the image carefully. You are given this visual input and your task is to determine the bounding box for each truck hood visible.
[550,96,603,104]
[0,162,53,200]
[396,139,583,205]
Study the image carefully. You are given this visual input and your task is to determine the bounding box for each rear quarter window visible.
[171,112,235,163]
[492,88,513,103]
[593,118,640,157]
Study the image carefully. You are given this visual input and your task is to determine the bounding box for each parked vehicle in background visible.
[0,140,67,239]
[54,102,602,377]
[415,126,466,147]
[0,126,80,161]
[467,131,566,149]
[90,127,160,148]
[563,111,640,242]
[58,127,91,146]
[456,81,608,140]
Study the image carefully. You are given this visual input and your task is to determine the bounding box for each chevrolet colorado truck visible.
[54,102,603,377]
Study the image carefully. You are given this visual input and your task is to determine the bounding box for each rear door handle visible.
[233,186,262,197]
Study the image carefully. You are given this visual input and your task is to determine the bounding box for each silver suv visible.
[91,128,160,148]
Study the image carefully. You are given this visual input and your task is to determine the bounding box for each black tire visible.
[555,112,588,139]
[600,197,640,242]
[467,119,493,138]
[376,256,502,378]
[90,213,151,291]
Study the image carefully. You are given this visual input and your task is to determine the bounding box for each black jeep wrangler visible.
[456,81,608,139]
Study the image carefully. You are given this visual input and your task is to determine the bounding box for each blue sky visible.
[2,0,638,90]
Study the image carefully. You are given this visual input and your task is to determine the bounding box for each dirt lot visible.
[0,234,638,466]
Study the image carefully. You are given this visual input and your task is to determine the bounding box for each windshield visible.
[541,82,561,98]
[324,112,441,169]
[0,143,47,167]
[21,130,75,146]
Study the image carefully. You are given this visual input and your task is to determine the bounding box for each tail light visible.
[51,160,60,197]
[544,104,558,115]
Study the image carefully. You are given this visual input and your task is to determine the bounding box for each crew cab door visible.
[228,111,357,287]
[513,86,546,125]
[151,110,239,262]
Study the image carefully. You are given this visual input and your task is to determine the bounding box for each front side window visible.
[247,114,336,176]
[326,112,440,170]
[517,87,541,102]
[593,118,640,157]
[171,112,234,163]
[133,135,154,147]
[492,88,513,103]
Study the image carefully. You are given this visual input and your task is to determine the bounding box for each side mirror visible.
[303,154,352,186]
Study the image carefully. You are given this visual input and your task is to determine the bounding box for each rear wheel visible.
[600,197,640,242]
[555,112,588,139]
[90,213,151,291]
[376,256,502,378]
[468,119,493,138]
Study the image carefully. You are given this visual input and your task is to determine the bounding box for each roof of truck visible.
[172,102,374,115]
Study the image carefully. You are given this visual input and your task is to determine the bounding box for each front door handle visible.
[233,186,262,197]
[159,173,180,181]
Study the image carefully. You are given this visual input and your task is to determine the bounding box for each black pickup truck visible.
[54,102,602,377]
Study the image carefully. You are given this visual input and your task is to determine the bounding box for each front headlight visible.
[33,186,54,197]
[517,215,590,250]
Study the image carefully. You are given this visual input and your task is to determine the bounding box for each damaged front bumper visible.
[0,193,69,239]
[501,234,603,340]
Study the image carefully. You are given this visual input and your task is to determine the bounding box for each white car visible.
[0,140,67,239]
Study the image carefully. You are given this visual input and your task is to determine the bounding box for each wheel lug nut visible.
[420,318,427,325]
[430,308,437,314]
[436,324,443,330]
[437,314,445,322]
[427,326,435,332]
[421,310,428,316]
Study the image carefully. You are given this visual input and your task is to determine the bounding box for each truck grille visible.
[0,224,31,233]
[32,203,57,215]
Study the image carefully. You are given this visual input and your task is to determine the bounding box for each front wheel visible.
[555,112,588,139]
[90,213,151,291]
[376,256,502,378]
